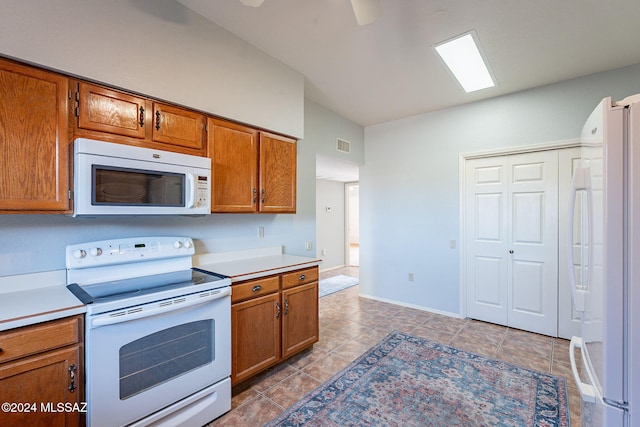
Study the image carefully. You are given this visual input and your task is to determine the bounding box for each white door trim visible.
[459,138,580,319]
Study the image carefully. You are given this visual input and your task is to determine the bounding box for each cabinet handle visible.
[253,188,257,204]
[299,274,306,281]
[252,285,262,293]
[261,189,266,204]
[284,298,289,315]
[68,364,77,393]
[155,110,161,131]
[275,302,281,319]
[139,106,145,127]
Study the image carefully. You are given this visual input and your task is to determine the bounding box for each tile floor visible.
[207,267,581,426]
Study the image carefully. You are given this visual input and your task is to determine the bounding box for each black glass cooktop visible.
[67,269,227,305]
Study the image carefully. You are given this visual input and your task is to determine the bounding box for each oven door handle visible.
[90,287,231,328]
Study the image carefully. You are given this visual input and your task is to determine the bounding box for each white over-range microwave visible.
[72,138,211,217]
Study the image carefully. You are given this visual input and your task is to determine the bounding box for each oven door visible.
[85,288,231,427]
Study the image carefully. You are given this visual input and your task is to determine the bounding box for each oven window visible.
[119,320,214,400]
[93,165,185,206]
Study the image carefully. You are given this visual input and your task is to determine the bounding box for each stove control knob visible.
[173,241,183,249]
[184,240,193,249]
[89,247,103,257]
[72,249,87,259]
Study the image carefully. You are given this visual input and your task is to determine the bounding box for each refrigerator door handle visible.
[569,336,597,403]
[567,167,592,312]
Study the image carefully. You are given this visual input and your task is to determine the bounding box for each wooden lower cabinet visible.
[231,267,319,385]
[282,281,319,358]
[0,315,84,427]
[232,292,281,384]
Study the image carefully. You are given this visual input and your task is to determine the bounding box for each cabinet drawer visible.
[232,276,279,303]
[0,316,81,364]
[282,267,318,289]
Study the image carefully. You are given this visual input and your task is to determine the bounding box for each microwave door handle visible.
[185,173,196,208]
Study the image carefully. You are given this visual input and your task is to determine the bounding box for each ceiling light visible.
[435,32,495,93]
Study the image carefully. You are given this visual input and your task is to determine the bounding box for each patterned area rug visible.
[318,275,359,297]
[265,331,569,427]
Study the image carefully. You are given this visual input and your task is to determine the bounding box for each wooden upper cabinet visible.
[152,102,205,151]
[0,58,70,212]
[207,122,297,214]
[207,118,258,212]
[77,82,146,139]
[74,82,205,155]
[259,132,297,213]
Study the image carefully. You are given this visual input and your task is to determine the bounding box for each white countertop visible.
[0,247,321,331]
[0,270,86,332]
[194,247,322,282]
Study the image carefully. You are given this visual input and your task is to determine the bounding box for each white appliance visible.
[73,138,211,216]
[66,236,232,427]
[568,94,640,426]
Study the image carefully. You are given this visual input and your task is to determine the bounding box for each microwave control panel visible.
[195,175,209,208]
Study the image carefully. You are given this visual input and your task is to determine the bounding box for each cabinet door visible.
[282,282,319,358]
[207,118,258,212]
[0,59,70,212]
[0,346,82,427]
[152,102,204,153]
[259,132,297,213]
[231,293,281,384]
[77,81,146,139]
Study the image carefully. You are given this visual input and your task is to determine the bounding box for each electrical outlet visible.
[305,241,313,251]
[321,249,326,256]
[450,240,456,249]
[258,226,264,238]
[408,273,414,282]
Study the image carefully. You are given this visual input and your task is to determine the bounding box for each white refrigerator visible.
[568,94,640,427]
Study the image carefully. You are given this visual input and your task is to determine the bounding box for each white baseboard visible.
[358,292,463,319]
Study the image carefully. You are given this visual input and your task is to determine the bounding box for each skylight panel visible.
[435,32,495,93]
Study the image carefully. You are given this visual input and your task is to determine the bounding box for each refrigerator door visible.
[571,97,627,426]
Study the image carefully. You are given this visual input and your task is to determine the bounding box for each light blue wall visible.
[360,63,640,315]
[305,100,365,165]
[305,99,365,270]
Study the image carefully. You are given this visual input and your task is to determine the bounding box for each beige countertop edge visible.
[195,254,322,283]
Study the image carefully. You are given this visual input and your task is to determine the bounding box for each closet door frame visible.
[458,139,581,331]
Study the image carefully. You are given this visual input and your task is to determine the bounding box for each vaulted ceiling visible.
[178,0,640,127]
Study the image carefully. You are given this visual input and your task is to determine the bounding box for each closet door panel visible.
[465,157,509,325]
[507,151,558,336]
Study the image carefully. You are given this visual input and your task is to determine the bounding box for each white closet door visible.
[506,151,558,336]
[465,150,559,336]
[465,156,509,326]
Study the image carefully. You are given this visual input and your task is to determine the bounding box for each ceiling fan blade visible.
[238,0,264,7]
[351,0,381,26]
